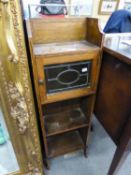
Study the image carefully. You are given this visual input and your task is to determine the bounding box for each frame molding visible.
[0,0,43,174]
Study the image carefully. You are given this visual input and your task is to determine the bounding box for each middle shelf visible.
[42,97,90,138]
[44,108,88,137]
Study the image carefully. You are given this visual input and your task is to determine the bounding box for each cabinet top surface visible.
[104,34,131,65]
[33,40,100,56]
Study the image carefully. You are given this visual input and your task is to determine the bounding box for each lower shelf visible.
[47,131,84,158]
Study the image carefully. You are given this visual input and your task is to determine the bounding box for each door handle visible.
[38,79,44,85]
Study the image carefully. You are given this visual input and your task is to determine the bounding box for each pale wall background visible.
[22,0,126,29]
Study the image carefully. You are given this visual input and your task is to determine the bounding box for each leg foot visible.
[84,146,88,158]
[91,124,94,132]
[44,159,50,169]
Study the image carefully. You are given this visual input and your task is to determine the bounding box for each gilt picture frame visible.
[0,0,43,174]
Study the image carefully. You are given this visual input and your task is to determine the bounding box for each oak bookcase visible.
[26,17,103,167]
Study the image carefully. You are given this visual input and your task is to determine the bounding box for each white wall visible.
[22,0,39,18]
[22,0,94,18]
[22,0,126,22]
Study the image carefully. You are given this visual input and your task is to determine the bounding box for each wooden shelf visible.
[47,131,84,158]
[33,40,99,57]
[44,108,88,137]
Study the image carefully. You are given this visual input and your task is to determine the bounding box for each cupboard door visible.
[36,52,100,104]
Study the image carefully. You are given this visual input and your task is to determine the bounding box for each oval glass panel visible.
[57,69,79,85]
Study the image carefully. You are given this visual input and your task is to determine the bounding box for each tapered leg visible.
[108,117,131,175]
[108,141,130,175]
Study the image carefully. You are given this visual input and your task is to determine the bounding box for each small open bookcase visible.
[26,17,103,168]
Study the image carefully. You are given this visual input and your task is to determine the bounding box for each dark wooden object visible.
[26,17,103,167]
[95,41,131,175]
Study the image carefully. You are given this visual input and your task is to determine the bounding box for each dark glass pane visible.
[71,63,89,74]
[45,66,67,79]
[46,80,67,93]
[58,69,79,85]
[44,60,92,94]
[73,75,88,86]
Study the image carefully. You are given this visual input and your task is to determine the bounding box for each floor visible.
[0,112,131,175]
[45,116,131,175]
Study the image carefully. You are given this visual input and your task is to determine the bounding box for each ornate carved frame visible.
[0,0,43,174]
